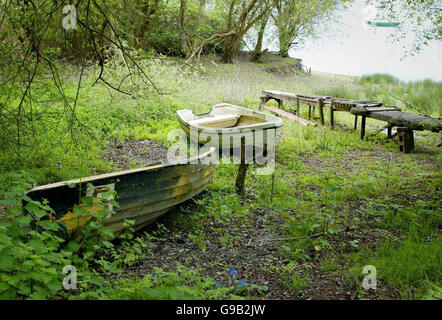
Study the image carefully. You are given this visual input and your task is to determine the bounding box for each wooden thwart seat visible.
[189,114,239,127]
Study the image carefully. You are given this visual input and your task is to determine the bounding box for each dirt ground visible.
[104,139,168,170]
[103,139,404,300]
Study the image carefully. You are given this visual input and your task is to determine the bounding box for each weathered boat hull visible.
[176,103,283,155]
[26,148,216,233]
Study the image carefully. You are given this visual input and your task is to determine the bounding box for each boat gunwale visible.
[176,103,283,134]
[27,147,216,193]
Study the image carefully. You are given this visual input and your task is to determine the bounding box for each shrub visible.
[360,73,400,85]
[0,183,116,299]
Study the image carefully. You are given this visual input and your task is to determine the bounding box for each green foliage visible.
[75,264,241,300]
[272,0,347,56]
[369,0,441,54]
[0,51,440,301]
[0,183,117,299]
[278,263,311,290]
[360,74,441,116]
[370,238,442,297]
[419,283,442,300]
[360,73,401,86]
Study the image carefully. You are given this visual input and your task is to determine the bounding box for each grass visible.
[0,52,441,300]
[360,73,401,85]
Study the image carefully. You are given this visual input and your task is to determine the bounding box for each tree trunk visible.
[179,0,190,57]
[278,33,290,58]
[134,1,159,49]
[251,14,269,62]
[191,0,206,52]
[222,34,242,63]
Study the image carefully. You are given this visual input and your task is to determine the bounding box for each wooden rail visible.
[263,105,317,127]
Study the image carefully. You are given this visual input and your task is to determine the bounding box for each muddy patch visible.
[104,139,168,170]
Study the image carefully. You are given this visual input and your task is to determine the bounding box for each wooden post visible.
[397,127,414,153]
[259,96,270,110]
[235,136,249,194]
[308,106,312,119]
[278,99,284,109]
[318,98,325,125]
[296,96,300,116]
[330,106,335,129]
[354,115,358,130]
[360,115,366,139]
[387,125,392,138]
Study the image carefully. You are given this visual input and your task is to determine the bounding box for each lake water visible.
[288,0,442,82]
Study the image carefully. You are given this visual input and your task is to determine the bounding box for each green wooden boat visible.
[366,20,400,27]
[26,147,216,234]
[176,103,283,153]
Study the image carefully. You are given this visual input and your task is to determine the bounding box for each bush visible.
[360,73,401,85]
[0,183,117,299]
[76,265,240,300]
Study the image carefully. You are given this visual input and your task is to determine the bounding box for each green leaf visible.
[46,278,62,293]
[74,206,88,216]
[16,215,32,226]
[102,241,114,249]
[29,290,47,300]
[39,220,60,231]
[0,255,16,272]
[109,199,120,208]
[25,203,47,219]
[65,241,81,253]
[81,196,94,208]
[29,240,45,253]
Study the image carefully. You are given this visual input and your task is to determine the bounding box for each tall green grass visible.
[360,74,442,116]
[360,73,401,85]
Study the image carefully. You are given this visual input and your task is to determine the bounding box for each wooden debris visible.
[263,105,317,126]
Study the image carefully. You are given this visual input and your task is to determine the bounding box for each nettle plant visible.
[0,183,118,299]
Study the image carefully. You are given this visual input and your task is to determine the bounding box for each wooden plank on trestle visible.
[351,108,442,132]
[350,106,401,115]
[263,105,317,126]
[261,90,298,103]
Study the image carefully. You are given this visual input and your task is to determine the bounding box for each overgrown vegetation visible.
[0,0,440,301]
[1,52,440,300]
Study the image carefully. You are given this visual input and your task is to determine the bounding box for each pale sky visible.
[288,0,442,81]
